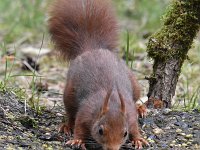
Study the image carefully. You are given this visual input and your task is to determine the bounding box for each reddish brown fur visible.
[128,70,141,101]
[101,89,113,116]
[63,80,76,130]
[48,0,148,149]
[49,0,118,60]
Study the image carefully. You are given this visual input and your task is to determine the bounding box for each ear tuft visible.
[101,88,112,116]
[117,88,125,114]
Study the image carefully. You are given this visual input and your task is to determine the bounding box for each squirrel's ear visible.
[118,89,125,114]
[101,89,112,116]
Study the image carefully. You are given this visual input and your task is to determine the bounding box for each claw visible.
[132,137,149,149]
[58,123,72,136]
[66,139,86,150]
[136,104,148,118]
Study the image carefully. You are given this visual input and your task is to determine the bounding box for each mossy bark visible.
[146,0,200,108]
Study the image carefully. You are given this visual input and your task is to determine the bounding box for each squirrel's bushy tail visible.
[48,0,118,60]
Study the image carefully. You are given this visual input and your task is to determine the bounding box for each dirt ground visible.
[0,91,199,150]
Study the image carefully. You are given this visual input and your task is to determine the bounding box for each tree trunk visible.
[146,0,200,108]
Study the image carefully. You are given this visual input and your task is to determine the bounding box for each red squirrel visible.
[48,0,148,149]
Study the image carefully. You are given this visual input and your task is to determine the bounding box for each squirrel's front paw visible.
[66,139,86,150]
[58,123,72,136]
[132,137,149,149]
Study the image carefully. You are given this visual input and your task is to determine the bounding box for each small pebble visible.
[185,134,193,139]
[163,108,172,115]
[56,113,63,117]
[42,144,48,148]
[186,141,192,145]
[45,132,51,136]
[180,133,186,136]
[153,128,164,135]
[182,143,187,147]
[164,126,170,130]
[189,139,193,142]
[177,136,187,142]
[176,129,182,133]
[172,140,176,144]
[148,139,155,143]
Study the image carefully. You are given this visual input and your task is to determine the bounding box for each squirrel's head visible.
[91,89,128,150]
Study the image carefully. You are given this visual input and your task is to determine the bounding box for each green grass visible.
[0,42,44,114]
[176,47,200,111]
[115,0,170,53]
[0,0,49,44]
[0,48,27,102]
[0,0,49,113]
[115,0,169,30]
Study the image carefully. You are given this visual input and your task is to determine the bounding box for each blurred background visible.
[0,0,199,110]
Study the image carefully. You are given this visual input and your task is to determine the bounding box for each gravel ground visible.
[0,91,199,150]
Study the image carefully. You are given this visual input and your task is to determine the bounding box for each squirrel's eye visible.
[99,128,104,135]
[123,131,127,138]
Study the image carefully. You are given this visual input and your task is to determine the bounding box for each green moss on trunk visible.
[147,0,200,61]
[146,0,200,107]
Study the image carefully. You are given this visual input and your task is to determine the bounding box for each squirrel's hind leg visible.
[128,70,148,118]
